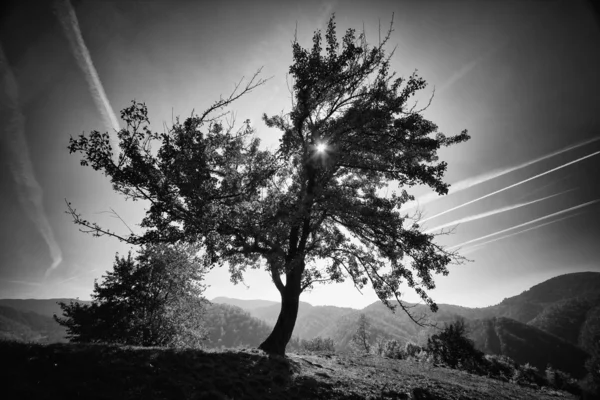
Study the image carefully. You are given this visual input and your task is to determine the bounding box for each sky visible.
[0,0,599,310]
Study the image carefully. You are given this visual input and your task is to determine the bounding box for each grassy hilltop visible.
[1,340,577,400]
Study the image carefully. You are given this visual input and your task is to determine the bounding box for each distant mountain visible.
[248,301,313,325]
[0,298,88,320]
[223,300,355,340]
[1,271,598,377]
[0,305,68,343]
[211,297,279,311]
[468,317,590,378]
[0,298,296,350]
[203,303,301,350]
[528,295,600,346]
[484,272,600,324]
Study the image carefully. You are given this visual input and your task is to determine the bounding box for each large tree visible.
[67,16,469,355]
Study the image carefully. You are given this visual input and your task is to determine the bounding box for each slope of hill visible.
[211,297,279,311]
[528,295,600,345]
[204,303,300,350]
[468,317,590,378]
[0,340,578,400]
[248,301,314,325]
[0,306,63,343]
[0,299,290,350]
[483,272,600,324]
[0,298,88,319]
[293,305,356,340]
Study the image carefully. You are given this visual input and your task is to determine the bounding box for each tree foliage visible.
[55,243,208,348]
[66,14,469,354]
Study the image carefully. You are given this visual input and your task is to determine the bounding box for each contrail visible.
[54,0,120,139]
[460,212,583,256]
[449,199,600,250]
[437,44,500,95]
[0,43,63,275]
[423,189,573,234]
[406,136,600,211]
[3,279,43,287]
[56,268,98,285]
[421,150,600,223]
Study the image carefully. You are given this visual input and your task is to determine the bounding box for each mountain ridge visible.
[2,272,599,378]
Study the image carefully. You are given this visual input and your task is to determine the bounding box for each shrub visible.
[483,355,517,382]
[511,363,545,388]
[382,339,405,359]
[300,336,335,352]
[426,319,485,373]
[405,342,423,358]
[545,365,581,395]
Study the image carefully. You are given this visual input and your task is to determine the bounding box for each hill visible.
[484,272,600,323]
[0,298,89,320]
[204,303,300,350]
[247,302,356,340]
[528,295,600,346]
[0,340,578,400]
[211,297,279,311]
[1,272,598,380]
[0,299,294,351]
[0,306,67,343]
[468,317,590,378]
[246,301,314,324]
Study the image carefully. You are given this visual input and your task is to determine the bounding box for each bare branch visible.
[65,199,137,244]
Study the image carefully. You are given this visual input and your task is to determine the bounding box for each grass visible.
[1,340,577,400]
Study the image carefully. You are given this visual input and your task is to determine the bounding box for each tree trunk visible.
[258,279,301,355]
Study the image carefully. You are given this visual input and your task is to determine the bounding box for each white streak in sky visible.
[3,280,43,287]
[449,200,600,250]
[423,189,573,234]
[406,136,600,211]
[422,150,600,223]
[0,43,63,275]
[54,0,120,137]
[460,212,583,256]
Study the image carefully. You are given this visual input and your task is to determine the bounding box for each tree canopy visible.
[55,243,208,348]
[67,15,469,354]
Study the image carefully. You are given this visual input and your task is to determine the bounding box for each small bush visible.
[483,355,517,382]
[373,337,386,356]
[405,342,423,358]
[415,349,433,364]
[381,339,404,359]
[511,363,545,388]
[426,319,485,373]
[545,365,581,395]
[300,336,335,352]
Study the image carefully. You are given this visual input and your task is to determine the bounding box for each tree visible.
[66,15,469,355]
[351,313,372,354]
[55,243,208,348]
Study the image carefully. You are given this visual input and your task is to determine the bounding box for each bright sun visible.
[316,143,327,153]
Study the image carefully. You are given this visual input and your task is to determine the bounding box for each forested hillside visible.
[2,272,599,379]
[468,317,590,378]
[204,303,300,350]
